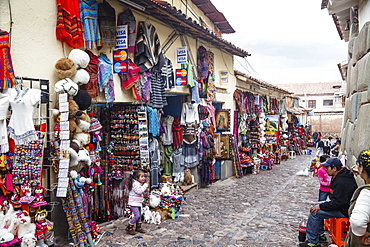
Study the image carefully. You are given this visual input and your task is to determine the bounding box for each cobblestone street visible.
[97,151,322,247]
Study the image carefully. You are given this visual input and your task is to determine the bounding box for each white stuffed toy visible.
[21,233,37,247]
[69,49,90,69]
[54,78,79,96]
[71,69,90,85]
[17,212,36,238]
[149,191,161,208]
[151,212,161,225]
[142,206,152,224]
[78,148,92,166]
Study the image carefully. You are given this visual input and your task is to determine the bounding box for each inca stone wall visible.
[343,22,370,169]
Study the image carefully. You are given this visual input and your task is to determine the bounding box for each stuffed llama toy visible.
[142,206,152,224]
[20,233,37,247]
[17,212,36,238]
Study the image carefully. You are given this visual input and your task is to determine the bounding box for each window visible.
[323,99,333,106]
[308,100,316,108]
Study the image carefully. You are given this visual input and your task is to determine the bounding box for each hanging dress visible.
[0,30,18,89]
[7,87,41,145]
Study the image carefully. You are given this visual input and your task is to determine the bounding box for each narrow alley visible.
[97,151,322,247]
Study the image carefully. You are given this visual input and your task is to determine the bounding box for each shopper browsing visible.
[126,169,149,235]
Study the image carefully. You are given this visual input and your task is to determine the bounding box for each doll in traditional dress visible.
[30,186,47,208]
[19,183,34,204]
[34,209,54,247]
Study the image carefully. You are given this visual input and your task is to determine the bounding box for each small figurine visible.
[19,183,34,204]
[30,186,47,208]
[35,209,54,247]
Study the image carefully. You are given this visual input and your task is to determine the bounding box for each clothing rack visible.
[15,76,52,199]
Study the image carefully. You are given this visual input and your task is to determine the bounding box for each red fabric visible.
[56,0,84,48]
[80,50,99,98]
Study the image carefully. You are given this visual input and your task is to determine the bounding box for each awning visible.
[115,0,250,57]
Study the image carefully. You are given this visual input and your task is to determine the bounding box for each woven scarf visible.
[0,30,18,89]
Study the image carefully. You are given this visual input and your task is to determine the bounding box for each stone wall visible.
[343,22,370,168]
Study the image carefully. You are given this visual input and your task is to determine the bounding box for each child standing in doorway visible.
[126,169,149,235]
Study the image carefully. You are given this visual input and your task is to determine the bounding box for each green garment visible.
[163,145,173,176]
[181,62,194,87]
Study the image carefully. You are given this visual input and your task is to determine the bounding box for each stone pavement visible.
[94,150,325,247]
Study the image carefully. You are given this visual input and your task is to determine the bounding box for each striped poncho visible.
[56,0,84,48]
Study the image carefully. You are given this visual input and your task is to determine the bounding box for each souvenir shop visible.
[232,82,313,175]
[0,0,255,245]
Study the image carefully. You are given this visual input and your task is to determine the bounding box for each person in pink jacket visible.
[318,155,331,201]
[126,169,149,235]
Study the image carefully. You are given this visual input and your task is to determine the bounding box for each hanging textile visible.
[0,93,9,153]
[56,0,84,48]
[162,57,175,90]
[7,87,41,145]
[80,50,99,98]
[148,72,167,109]
[98,0,116,49]
[135,21,165,72]
[80,0,102,49]
[206,51,216,102]
[0,30,18,89]
[98,54,115,103]
[197,46,209,98]
[117,8,137,53]
[172,116,183,150]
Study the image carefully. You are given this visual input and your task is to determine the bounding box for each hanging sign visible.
[113,49,128,73]
[116,25,128,49]
[220,71,228,83]
[176,68,188,86]
[176,47,187,64]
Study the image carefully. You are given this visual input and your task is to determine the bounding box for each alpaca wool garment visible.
[135,21,165,72]
[117,8,137,53]
[98,0,116,48]
[0,30,18,89]
[56,0,84,48]
[80,50,99,98]
[79,0,102,49]
[98,54,115,102]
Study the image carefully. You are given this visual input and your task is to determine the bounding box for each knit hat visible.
[88,117,102,132]
[54,58,77,79]
[71,69,90,85]
[69,49,90,69]
[73,90,92,110]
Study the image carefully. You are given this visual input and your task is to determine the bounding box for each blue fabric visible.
[147,106,159,137]
[306,202,346,244]
[318,190,330,202]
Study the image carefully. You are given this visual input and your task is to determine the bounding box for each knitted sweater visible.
[128,180,148,207]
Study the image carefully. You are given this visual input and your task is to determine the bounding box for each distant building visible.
[276,82,345,138]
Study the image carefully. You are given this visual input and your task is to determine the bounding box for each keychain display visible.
[12,127,46,186]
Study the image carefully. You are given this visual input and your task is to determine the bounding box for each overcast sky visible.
[211,0,348,85]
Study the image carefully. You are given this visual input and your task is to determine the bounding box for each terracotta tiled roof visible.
[275,82,342,96]
[235,70,292,94]
[191,0,235,34]
[116,0,250,57]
